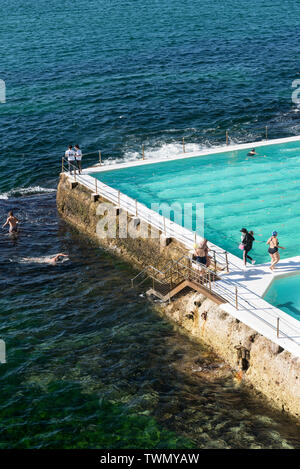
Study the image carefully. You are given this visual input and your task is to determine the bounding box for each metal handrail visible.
[68,168,231,270]
[131,255,300,344]
[61,158,300,347]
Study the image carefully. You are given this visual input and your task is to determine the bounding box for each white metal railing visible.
[62,158,229,267]
[61,160,300,348]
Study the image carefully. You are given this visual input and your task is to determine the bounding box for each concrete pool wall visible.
[57,135,300,418]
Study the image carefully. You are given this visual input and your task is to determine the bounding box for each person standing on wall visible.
[239,228,256,267]
[65,145,76,174]
[74,144,82,174]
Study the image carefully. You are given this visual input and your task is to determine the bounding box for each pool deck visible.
[72,135,300,358]
[215,255,300,359]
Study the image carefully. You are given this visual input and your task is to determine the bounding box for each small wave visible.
[103,141,222,166]
[0,186,56,200]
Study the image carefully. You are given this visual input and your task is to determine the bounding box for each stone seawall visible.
[57,174,300,419]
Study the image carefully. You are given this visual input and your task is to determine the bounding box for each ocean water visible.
[1,0,300,448]
[96,139,300,264]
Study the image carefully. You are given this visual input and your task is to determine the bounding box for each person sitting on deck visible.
[194,238,211,268]
[65,145,76,174]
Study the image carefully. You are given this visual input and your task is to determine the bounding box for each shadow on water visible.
[0,193,300,449]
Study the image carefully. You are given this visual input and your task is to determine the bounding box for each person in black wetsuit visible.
[240,228,256,267]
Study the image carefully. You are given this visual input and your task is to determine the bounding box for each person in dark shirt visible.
[240,228,256,267]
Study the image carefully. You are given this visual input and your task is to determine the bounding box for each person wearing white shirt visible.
[74,144,82,174]
[65,145,75,174]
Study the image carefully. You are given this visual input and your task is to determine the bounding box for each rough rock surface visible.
[57,174,300,419]
[161,291,300,418]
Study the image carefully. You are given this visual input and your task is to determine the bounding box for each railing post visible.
[225,251,229,272]
[194,232,197,245]
[163,217,166,235]
[213,251,217,273]
[135,199,138,216]
[74,166,76,182]
[61,157,64,173]
[182,137,185,153]
[95,178,97,193]
[209,272,211,292]
[99,150,102,165]
[277,317,280,338]
[142,145,145,160]
[265,126,268,140]
[226,130,229,145]
[118,190,120,206]
[235,286,238,310]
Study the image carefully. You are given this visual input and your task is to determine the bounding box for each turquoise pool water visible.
[264,275,300,321]
[93,139,300,264]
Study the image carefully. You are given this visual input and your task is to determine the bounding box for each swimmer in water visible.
[20,253,69,265]
[246,148,266,159]
[2,211,19,233]
[49,253,68,264]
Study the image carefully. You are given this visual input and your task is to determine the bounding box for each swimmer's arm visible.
[53,253,68,262]
[278,245,285,249]
[266,237,271,245]
[2,218,9,228]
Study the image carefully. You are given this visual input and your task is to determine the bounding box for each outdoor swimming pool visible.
[92,139,300,264]
[264,274,300,321]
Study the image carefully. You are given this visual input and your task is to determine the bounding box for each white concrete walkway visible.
[215,256,300,358]
[64,135,300,358]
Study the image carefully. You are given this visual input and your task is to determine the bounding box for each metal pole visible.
[209,272,211,292]
[182,137,186,153]
[118,190,120,206]
[277,317,280,338]
[235,286,238,310]
[99,150,102,165]
[226,130,229,145]
[163,217,166,235]
[74,165,76,182]
[95,179,97,193]
[62,157,64,173]
[142,145,145,160]
[213,251,217,273]
[265,126,268,140]
[194,232,197,245]
[135,199,138,216]
[225,252,229,272]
